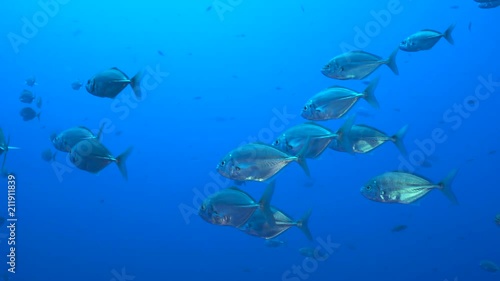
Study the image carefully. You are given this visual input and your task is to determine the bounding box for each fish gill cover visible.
[0,0,499,281]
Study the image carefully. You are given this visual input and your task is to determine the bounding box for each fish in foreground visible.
[69,139,133,180]
[198,181,275,228]
[51,125,104,152]
[239,207,312,241]
[272,116,355,158]
[0,128,20,170]
[217,142,310,182]
[361,169,459,204]
[71,80,83,90]
[329,124,408,155]
[302,78,379,120]
[20,107,40,121]
[479,260,499,272]
[400,24,455,52]
[19,89,35,103]
[86,67,144,99]
[322,49,398,80]
[25,76,36,86]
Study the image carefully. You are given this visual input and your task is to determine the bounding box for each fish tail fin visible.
[362,77,380,109]
[297,209,313,241]
[1,136,9,170]
[259,180,276,224]
[130,70,145,100]
[392,124,409,156]
[438,168,459,205]
[337,114,356,154]
[116,146,133,180]
[443,23,455,45]
[295,137,311,177]
[96,122,106,141]
[386,47,399,75]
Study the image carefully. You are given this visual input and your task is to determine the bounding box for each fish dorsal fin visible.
[78,126,92,132]
[421,29,440,33]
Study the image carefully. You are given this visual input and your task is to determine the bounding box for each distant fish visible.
[25,75,37,86]
[35,96,42,109]
[477,0,500,8]
[299,247,328,259]
[468,22,472,32]
[41,148,56,162]
[449,5,459,9]
[20,107,40,121]
[488,150,496,155]
[19,89,35,103]
[206,5,212,11]
[495,214,500,226]
[71,80,83,90]
[479,260,499,272]
[157,50,164,56]
[391,224,408,232]
[399,24,455,52]
[265,239,286,248]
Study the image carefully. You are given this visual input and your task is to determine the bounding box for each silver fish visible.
[478,1,500,8]
[479,260,499,272]
[20,107,40,121]
[86,67,144,99]
[329,124,408,155]
[217,142,310,182]
[322,49,398,80]
[51,125,104,152]
[302,78,379,120]
[273,117,355,158]
[19,89,35,103]
[361,170,458,204]
[199,181,275,228]
[400,24,455,52]
[239,207,312,240]
[69,139,133,180]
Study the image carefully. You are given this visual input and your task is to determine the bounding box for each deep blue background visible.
[0,0,499,280]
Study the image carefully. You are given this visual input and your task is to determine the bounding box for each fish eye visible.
[303,105,308,111]
[200,205,206,211]
[220,161,225,166]
[235,166,241,171]
[274,140,279,145]
[366,185,371,190]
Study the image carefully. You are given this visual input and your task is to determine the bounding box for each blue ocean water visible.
[1,0,499,280]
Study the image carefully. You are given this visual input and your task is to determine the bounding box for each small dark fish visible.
[0,216,5,225]
[479,260,499,272]
[19,89,35,103]
[41,149,56,162]
[467,99,476,106]
[20,107,40,121]
[449,5,459,9]
[115,130,123,136]
[206,5,212,11]
[468,22,472,32]
[193,96,202,100]
[300,5,305,12]
[275,86,282,91]
[157,50,164,56]
[488,150,496,155]
[69,139,133,180]
[71,80,83,90]
[86,67,144,99]
[361,170,458,205]
[25,76,36,86]
[72,29,82,36]
[299,247,328,259]
[35,96,42,109]
[391,224,408,232]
